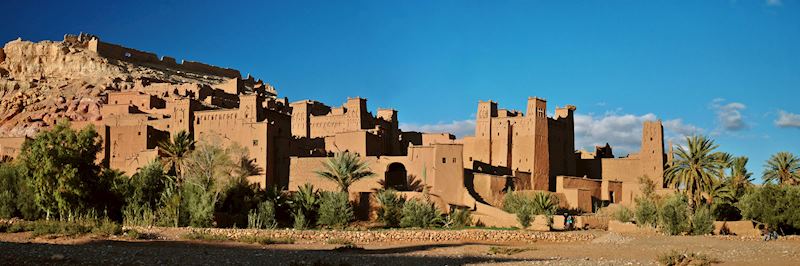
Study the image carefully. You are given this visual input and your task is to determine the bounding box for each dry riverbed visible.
[1,226,799,265]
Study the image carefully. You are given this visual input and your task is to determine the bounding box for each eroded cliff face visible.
[0,36,235,136]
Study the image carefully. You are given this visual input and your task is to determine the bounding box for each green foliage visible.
[217,175,263,228]
[181,142,234,227]
[612,206,634,223]
[375,189,405,227]
[155,176,182,227]
[399,198,443,228]
[763,152,800,185]
[446,208,472,229]
[0,163,18,218]
[29,218,121,237]
[121,160,166,226]
[634,199,658,227]
[665,135,726,208]
[503,191,558,227]
[248,200,277,229]
[738,184,800,232]
[634,176,658,227]
[658,194,690,235]
[17,122,108,220]
[690,206,714,235]
[290,183,320,229]
[317,191,353,229]
[181,229,228,241]
[315,152,375,193]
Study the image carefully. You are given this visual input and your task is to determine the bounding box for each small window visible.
[452,158,456,163]
[137,132,141,136]
[442,158,446,163]
[469,157,472,161]
[253,140,258,146]
[124,52,132,58]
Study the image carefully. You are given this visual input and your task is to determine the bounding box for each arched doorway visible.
[384,163,407,191]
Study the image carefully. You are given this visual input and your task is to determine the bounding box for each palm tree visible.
[728,156,753,193]
[763,152,800,185]
[157,130,195,227]
[664,135,727,210]
[158,130,195,183]
[315,151,375,193]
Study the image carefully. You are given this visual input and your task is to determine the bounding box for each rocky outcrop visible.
[0,34,254,137]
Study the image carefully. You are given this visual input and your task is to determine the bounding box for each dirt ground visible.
[1,230,799,266]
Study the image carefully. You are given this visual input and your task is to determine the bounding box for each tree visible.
[158,130,195,226]
[739,185,800,232]
[182,142,234,227]
[728,156,753,191]
[664,136,726,210]
[158,130,195,183]
[18,122,103,220]
[315,151,375,193]
[290,183,320,229]
[763,152,800,186]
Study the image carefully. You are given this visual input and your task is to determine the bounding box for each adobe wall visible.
[470,172,508,206]
[288,143,468,206]
[88,38,241,78]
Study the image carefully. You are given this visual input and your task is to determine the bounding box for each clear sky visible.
[3,0,799,181]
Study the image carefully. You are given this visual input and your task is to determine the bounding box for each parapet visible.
[86,36,241,79]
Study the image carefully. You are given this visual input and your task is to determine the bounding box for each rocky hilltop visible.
[0,33,273,137]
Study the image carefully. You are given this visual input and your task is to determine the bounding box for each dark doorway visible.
[384,163,407,191]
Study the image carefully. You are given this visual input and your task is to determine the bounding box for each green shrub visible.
[248,201,277,229]
[93,219,123,236]
[290,183,320,229]
[690,206,714,235]
[503,191,558,228]
[122,203,157,227]
[375,189,405,227]
[658,194,689,235]
[181,230,227,241]
[738,184,800,232]
[446,208,472,229]
[634,198,658,227]
[612,206,634,222]
[317,192,353,229]
[0,164,17,218]
[155,179,182,227]
[29,219,119,237]
[400,199,443,228]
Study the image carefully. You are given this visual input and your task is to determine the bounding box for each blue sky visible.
[3,0,799,181]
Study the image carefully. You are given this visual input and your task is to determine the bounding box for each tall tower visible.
[527,97,550,190]
[641,120,666,188]
[474,100,497,164]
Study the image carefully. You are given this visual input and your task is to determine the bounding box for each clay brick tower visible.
[641,120,666,188]
[526,97,550,190]
[473,100,497,165]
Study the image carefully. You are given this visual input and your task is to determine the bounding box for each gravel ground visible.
[2,228,799,266]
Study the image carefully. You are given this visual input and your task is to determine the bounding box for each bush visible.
[0,164,17,218]
[690,206,714,235]
[375,189,405,227]
[658,194,689,235]
[240,235,295,245]
[121,160,165,226]
[290,183,320,229]
[503,191,558,228]
[446,208,472,229]
[657,249,718,266]
[248,201,277,229]
[29,219,121,237]
[400,199,443,228]
[634,198,658,227]
[612,206,634,223]
[738,184,800,232]
[317,192,353,229]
